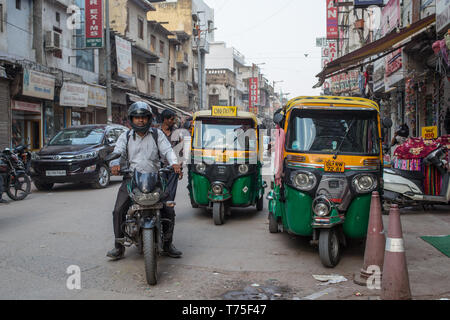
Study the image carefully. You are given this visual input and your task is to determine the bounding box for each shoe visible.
[161,244,182,258]
[0,199,7,204]
[106,247,125,260]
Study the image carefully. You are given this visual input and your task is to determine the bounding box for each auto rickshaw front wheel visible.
[213,202,226,225]
[318,228,341,268]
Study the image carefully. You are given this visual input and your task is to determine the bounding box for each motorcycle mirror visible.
[273,113,284,126]
[107,137,116,145]
[382,117,393,129]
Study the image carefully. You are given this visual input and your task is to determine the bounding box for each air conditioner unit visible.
[45,30,62,51]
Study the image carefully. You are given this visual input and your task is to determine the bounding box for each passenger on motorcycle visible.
[107,102,182,260]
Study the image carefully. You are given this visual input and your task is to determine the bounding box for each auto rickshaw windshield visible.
[286,109,380,155]
[193,118,257,152]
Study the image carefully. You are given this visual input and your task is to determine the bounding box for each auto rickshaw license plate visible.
[324,160,345,173]
[212,106,237,117]
[215,154,229,163]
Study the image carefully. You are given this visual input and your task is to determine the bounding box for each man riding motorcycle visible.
[107,102,182,260]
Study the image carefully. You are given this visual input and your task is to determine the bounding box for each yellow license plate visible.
[215,155,229,163]
[324,160,345,173]
[212,106,237,117]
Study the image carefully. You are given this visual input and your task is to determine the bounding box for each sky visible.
[203,0,326,100]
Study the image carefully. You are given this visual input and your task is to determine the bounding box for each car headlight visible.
[291,171,317,191]
[75,151,98,160]
[238,164,249,174]
[196,163,206,173]
[312,196,332,217]
[352,174,377,193]
[211,184,223,195]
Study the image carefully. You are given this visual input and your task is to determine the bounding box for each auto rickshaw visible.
[267,96,383,267]
[187,106,267,225]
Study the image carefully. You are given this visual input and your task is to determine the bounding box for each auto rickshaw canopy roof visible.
[193,110,261,126]
[285,96,380,113]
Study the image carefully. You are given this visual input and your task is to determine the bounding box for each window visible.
[160,78,164,95]
[56,12,60,23]
[75,0,94,72]
[159,40,165,57]
[137,62,145,80]
[16,0,21,10]
[151,75,156,92]
[150,35,156,52]
[138,17,144,40]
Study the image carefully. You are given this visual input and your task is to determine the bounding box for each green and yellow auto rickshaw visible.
[187,106,267,225]
[267,96,383,267]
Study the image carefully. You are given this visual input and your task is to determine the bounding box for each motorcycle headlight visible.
[196,163,206,173]
[352,174,377,193]
[212,184,223,195]
[291,171,317,191]
[238,164,249,174]
[133,190,160,206]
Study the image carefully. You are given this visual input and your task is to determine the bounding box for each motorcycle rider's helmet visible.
[128,101,153,134]
[396,124,409,138]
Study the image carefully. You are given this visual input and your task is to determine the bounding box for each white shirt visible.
[113,128,178,173]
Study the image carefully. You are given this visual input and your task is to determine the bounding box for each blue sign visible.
[354,0,385,8]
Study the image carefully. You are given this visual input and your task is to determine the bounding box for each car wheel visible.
[92,165,110,189]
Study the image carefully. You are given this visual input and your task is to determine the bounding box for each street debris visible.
[313,274,348,285]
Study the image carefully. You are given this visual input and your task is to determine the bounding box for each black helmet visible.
[128,101,152,133]
[396,124,409,138]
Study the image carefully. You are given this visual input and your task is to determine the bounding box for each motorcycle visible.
[0,148,32,201]
[116,165,175,286]
[383,145,450,210]
[13,144,31,175]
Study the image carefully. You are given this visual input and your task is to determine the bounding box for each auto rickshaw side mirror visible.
[382,117,393,129]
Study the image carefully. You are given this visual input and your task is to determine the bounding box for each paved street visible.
[0,171,449,300]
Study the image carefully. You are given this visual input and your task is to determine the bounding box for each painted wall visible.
[4,0,34,60]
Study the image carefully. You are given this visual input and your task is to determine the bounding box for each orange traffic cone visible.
[381,204,412,300]
[354,191,385,287]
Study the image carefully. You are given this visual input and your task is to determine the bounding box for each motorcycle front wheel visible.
[6,173,31,201]
[142,229,157,285]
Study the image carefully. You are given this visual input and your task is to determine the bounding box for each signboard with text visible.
[248,77,258,114]
[60,82,89,108]
[85,0,103,48]
[22,69,55,100]
[115,36,133,79]
[326,0,338,39]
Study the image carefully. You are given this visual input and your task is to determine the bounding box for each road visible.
[0,173,449,300]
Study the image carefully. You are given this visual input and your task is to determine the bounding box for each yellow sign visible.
[212,106,237,117]
[324,160,345,173]
[422,126,438,140]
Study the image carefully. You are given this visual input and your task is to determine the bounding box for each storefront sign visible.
[436,0,450,33]
[326,0,338,39]
[85,0,103,48]
[12,100,41,113]
[381,0,400,36]
[422,126,438,139]
[88,85,107,108]
[60,82,89,108]
[115,36,133,79]
[385,48,402,76]
[248,77,258,114]
[22,69,55,100]
[354,0,384,8]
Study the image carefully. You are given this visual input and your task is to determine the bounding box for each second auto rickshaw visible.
[187,107,267,225]
[267,96,383,267]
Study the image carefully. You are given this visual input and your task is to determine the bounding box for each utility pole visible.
[105,0,112,124]
[196,24,202,111]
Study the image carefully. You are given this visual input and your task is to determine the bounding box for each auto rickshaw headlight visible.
[352,174,377,193]
[238,164,249,174]
[292,172,317,191]
[212,184,223,195]
[196,163,206,173]
[312,196,331,217]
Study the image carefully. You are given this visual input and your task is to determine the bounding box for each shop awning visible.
[126,93,165,112]
[126,93,191,117]
[315,14,436,87]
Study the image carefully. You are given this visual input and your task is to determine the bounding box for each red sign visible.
[248,77,258,114]
[385,48,402,76]
[12,100,41,113]
[85,0,103,48]
[327,0,338,39]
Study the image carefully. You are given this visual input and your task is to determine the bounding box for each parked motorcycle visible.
[115,164,175,286]
[13,144,31,175]
[383,146,450,211]
[0,148,31,201]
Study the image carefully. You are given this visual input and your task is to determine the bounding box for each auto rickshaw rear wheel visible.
[268,212,279,233]
[318,228,341,268]
[213,202,225,225]
[256,194,264,211]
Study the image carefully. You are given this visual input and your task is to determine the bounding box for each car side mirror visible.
[382,117,393,129]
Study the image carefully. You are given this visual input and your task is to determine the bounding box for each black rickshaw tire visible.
[213,202,225,225]
[268,212,279,233]
[318,228,341,268]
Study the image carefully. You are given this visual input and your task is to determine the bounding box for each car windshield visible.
[193,118,257,151]
[49,128,105,146]
[286,109,380,155]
